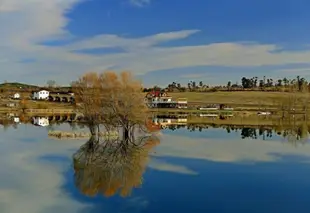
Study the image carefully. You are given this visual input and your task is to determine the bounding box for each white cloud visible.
[2,0,310,85]
[129,0,151,7]
[0,0,81,45]
[273,67,310,76]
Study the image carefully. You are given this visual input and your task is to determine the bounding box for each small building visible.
[13,93,20,99]
[6,102,17,107]
[177,98,188,108]
[152,117,187,129]
[32,90,50,100]
[32,117,49,127]
[148,96,175,108]
[144,91,188,109]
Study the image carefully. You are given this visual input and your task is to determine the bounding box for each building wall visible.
[13,93,20,99]
[32,90,50,100]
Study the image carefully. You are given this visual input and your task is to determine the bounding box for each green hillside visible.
[0,82,72,91]
[0,82,39,89]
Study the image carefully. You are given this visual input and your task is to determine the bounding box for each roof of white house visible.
[32,90,49,94]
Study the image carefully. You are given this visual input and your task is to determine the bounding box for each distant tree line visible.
[142,76,310,93]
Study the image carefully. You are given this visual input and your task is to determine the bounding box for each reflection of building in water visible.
[32,117,49,127]
[13,93,21,99]
[199,113,218,117]
[152,117,187,129]
[13,117,20,123]
[5,113,21,124]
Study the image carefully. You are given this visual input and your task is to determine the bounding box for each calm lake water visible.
[1,123,310,213]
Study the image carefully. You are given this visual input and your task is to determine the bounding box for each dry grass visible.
[25,100,73,109]
[187,114,310,126]
[169,91,309,106]
[187,115,273,126]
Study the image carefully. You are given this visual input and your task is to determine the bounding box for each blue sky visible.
[1,0,310,86]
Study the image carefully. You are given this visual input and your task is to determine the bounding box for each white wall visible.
[13,93,20,99]
[32,90,49,100]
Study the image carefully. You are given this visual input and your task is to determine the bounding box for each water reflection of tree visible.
[161,122,309,143]
[273,116,309,146]
[240,127,273,140]
[73,133,159,198]
[273,88,310,145]
[241,128,257,139]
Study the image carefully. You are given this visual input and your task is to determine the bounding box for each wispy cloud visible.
[273,67,310,75]
[66,30,200,51]
[129,0,151,7]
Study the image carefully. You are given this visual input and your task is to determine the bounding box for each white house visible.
[32,90,50,100]
[13,93,20,99]
[32,117,49,127]
[177,98,188,108]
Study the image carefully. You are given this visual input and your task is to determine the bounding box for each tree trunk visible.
[123,126,129,141]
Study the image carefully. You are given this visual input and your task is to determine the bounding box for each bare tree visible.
[99,71,148,134]
[73,71,148,136]
[72,72,103,135]
[47,80,56,88]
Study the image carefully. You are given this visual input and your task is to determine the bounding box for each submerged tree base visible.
[48,130,119,139]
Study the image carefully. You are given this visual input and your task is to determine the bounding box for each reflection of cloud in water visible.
[152,132,310,174]
[119,196,149,213]
[0,126,90,213]
[149,159,197,175]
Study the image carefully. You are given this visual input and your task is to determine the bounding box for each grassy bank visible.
[0,91,308,115]
[0,99,74,113]
[169,91,309,106]
[149,108,274,115]
[186,115,277,126]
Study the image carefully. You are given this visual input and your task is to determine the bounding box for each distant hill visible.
[0,82,72,93]
[0,82,39,89]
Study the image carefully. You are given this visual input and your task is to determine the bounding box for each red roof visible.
[147,90,168,97]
